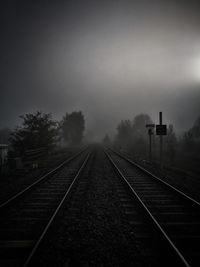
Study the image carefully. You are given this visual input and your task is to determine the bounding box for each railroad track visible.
[0,148,91,267]
[105,149,200,267]
[25,149,97,267]
[18,147,170,267]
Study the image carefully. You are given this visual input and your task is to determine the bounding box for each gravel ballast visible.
[30,147,168,267]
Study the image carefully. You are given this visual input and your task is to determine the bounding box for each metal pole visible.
[159,112,163,170]
[149,133,152,162]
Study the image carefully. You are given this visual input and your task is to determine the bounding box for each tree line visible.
[5,111,85,158]
[105,113,200,174]
[1,110,200,174]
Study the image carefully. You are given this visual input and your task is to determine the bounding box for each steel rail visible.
[105,150,190,267]
[23,151,91,267]
[109,148,200,207]
[0,147,88,210]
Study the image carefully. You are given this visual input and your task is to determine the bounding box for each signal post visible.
[156,112,167,170]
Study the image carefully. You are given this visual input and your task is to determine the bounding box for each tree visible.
[132,114,153,139]
[10,111,58,156]
[166,124,177,165]
[132,114,153,156]
[0,128,11,144]
[192,116,200,138]
[115,114,154,156]
[116,120,132,148]
[102,134,111,146]
[61,111,85,145]
[181,116,200,155]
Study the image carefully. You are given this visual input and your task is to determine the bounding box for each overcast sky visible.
[1,0,200,139]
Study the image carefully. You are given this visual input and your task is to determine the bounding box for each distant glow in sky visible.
[189,55,200,82]
[49,32,198,93]
[2,0,200,137]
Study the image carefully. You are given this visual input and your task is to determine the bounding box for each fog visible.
[1,0,200,140]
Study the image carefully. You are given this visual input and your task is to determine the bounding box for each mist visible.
[1,0,200,139]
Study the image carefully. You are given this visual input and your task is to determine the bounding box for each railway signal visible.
[156,124,167,135]
[156,112,167,170]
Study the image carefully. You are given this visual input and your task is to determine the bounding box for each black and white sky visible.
[1,0,200,139]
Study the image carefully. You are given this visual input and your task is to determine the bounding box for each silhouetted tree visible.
[132,114,153,139]
[102,134,111,146]
[61,111,85,145]
[191,116,200,138]
[181,116,200,155]
[132,114,153,156]
[181,131,194,149]
[10,111,58,156]
[115,114,154,156]
[116,120,132,148]
[166,124,177,165]
[0,128,11,144]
